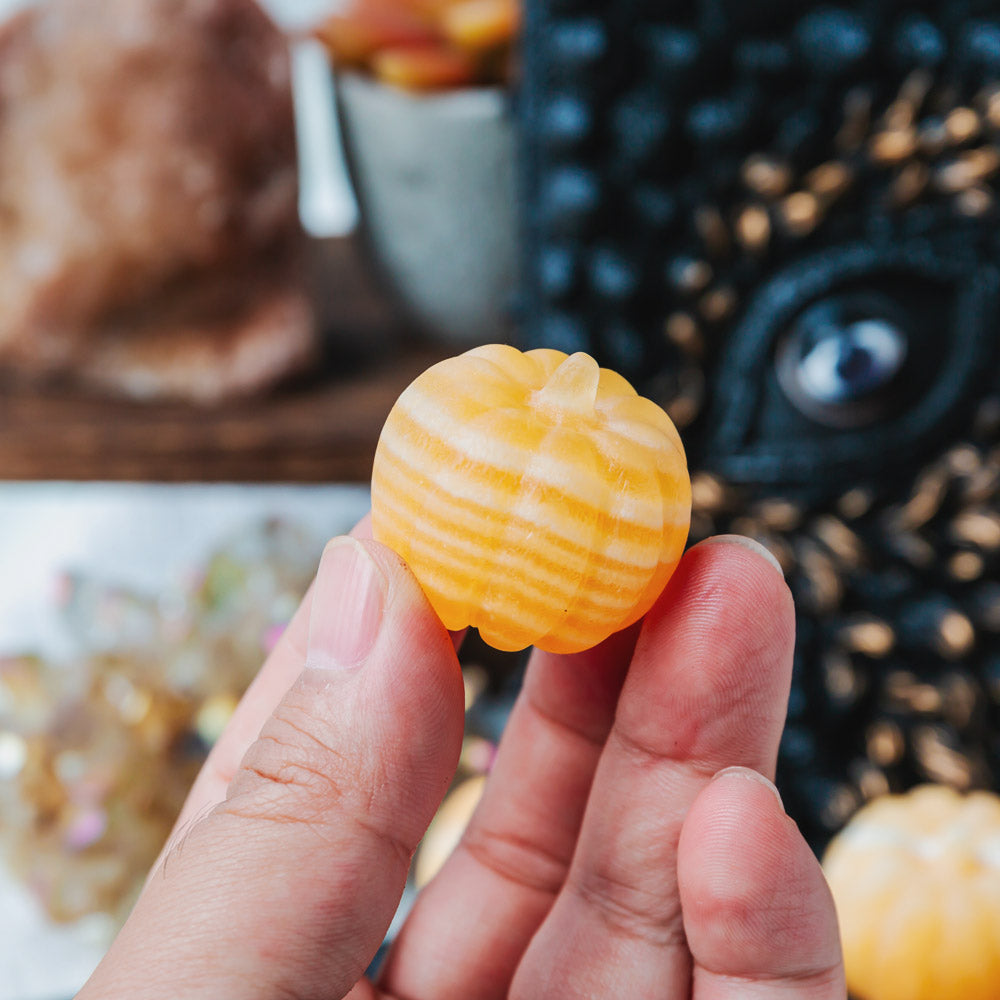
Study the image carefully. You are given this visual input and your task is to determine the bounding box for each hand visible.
[78,521,846,999]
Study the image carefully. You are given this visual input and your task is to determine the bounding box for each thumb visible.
[79,537,466,1000]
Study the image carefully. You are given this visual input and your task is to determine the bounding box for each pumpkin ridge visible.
[374,488,645,622]
[535,417,611,651]
[375,464,677,582]
[376,448,659,586]
[475,413,599,646]
[381,413,674,542]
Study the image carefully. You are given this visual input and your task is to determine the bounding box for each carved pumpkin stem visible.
[534,351,601,417]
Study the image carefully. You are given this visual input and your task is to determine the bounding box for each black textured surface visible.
[519,0,1000,853]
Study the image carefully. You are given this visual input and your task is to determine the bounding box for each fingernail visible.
[700,534,784,578]
[306,538,386,669]
[712,766,783,806]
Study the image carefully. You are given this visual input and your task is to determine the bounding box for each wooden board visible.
[0,347,446,483]
[0,238,451,483]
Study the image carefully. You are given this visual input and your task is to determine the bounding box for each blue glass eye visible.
[797,318,906,402]
[776,295,909,427]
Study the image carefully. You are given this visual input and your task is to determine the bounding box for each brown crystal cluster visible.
[0,0,315,403]
[0,521,318,924]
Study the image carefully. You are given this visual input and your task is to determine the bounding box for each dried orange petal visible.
[401,0,469,17]
[371,344,692,653]
[370,44,478,91]
[316,3,440,67]
[441,0,520,52]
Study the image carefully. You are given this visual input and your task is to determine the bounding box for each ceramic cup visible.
[336,71,518,347]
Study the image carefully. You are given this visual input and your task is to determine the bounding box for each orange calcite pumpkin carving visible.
[822,785,1000,1000]
[371,344,692,653]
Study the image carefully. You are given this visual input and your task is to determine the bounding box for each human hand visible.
[77,520,846,999]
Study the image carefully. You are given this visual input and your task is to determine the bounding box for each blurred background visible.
[2,0,1000,997]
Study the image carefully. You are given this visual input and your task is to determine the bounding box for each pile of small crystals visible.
[0,520,319,924]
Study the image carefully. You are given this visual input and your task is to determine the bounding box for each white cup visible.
[335,71,518,347]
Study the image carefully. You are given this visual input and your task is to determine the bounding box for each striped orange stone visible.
[371,344,692,653]
[823,785,1000,1000]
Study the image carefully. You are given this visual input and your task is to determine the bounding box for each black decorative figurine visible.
[519,0,1000,852]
